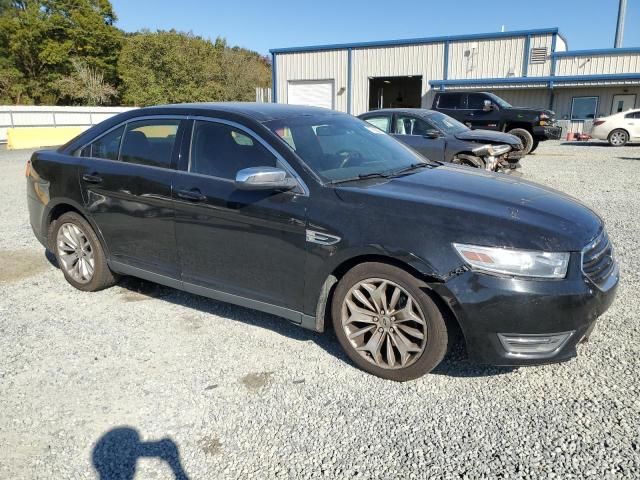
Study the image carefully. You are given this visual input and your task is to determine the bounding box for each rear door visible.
[392,114,445,161]
[172,118,309,311]
[361,114,392,133]
[433,93,466,122]
[77,117,185,278]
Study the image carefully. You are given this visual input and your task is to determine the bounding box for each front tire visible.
[508,128,534,155]
[51,212,117,291]
[608,129,629,146]
[331,262,448,381]
[528,139,540,153]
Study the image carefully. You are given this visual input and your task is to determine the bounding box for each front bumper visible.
[533,125,562,140]
[431,253,618,366]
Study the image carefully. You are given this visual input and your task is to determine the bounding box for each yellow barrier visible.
[7,126,89,150]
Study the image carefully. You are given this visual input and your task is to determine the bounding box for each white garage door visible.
[287,80,334,110]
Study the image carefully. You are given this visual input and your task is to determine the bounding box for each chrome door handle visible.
[176,189,207,202]
[82,173,103,184]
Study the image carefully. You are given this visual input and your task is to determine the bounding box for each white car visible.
[591,109,640,146]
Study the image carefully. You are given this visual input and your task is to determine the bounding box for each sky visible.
[110,0,640,55]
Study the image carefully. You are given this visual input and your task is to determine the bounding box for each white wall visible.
[351,43,445,115]
[555,53,640,76]
[275,50,349,112]
[0,106,135,143]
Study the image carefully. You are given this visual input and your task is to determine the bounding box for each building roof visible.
[270,28,562,54]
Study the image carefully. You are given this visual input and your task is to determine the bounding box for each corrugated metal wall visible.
[552,86,640,120]
[488,89,550,108]
[275,50,348,112]
[351,44,444,115]
[447,37,528,80]
[527,35,553,77]
[556,53,640,76]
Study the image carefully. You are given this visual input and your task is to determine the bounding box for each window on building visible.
[363,116,391,133]
[571,97,599,120]
[120,119,180,168]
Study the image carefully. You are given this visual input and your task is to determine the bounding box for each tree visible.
[0,0,123,104]
[55,58,117,105]
[118,31,271,106]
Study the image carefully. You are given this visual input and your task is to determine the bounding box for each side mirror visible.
[235,166,298,191]
[423,129,441,139]
[483,100,493,112]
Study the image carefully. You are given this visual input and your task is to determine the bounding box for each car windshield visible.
[486,93,513,108]
[424,111,468,134]
[265,114,434,183]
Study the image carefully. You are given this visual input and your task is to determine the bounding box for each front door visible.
[611,94,637,115]
[173,119,308,312]
[392,114,446,161]
[465,93,501,130]
[77,117,185,278]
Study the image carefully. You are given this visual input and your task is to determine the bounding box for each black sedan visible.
[359,108,524,171]
[27,103,617,381]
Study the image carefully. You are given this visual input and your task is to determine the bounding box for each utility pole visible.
[614,0,627,48]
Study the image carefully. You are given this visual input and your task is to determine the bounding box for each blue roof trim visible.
[429,73,640,87]
[552,47,640,58]
[270,28,559,54]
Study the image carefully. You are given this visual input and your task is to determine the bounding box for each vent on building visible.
[530,47,548,63]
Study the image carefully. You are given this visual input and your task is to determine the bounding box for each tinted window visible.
[468,93,490,109]
[395,115,431,136]
[190,121,277,179]
[624,111,640,119]
[364,116,391,133]
[120,119,180,168]
[80,126,124,160]
[437,93,464,109]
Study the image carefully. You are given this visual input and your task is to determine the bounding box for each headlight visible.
[453,243,570,279]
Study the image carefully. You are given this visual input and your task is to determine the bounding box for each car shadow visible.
[92,427,190,480]
[616,156,640,161]
[43,250,516,379]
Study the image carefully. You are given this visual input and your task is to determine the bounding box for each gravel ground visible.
[0,141,639,479]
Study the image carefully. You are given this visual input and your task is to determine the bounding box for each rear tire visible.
[51,212,118,291]
[331,262,448,381]
[508,128,534,155]
[608,129,629,146]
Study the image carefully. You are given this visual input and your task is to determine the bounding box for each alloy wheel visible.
[610,130,628,146]
[56,222,95,284]
[341,278,428,369]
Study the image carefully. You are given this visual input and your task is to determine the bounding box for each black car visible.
[27,103,618,381]
[358,108,523,171]
[432,91,563,154]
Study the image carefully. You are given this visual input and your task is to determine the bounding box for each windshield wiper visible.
[389,162,434,177]
[327,171,394,185]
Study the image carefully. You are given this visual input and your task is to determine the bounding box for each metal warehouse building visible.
[270,27,640,130]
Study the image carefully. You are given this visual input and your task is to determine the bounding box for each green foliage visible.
[55,58,117,105]
[118,30,271,106]
[0,0,122,104]
[0,1,272,106]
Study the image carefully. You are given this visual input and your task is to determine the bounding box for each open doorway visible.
[368,76,422,111]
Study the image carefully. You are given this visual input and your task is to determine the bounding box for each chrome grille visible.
[582,230,615,288]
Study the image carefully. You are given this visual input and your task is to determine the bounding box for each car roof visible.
[138,102,343,123]
[359,108,437,117]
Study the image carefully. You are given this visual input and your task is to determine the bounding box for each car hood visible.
[336,165,602,252]
[454,129,522,146]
